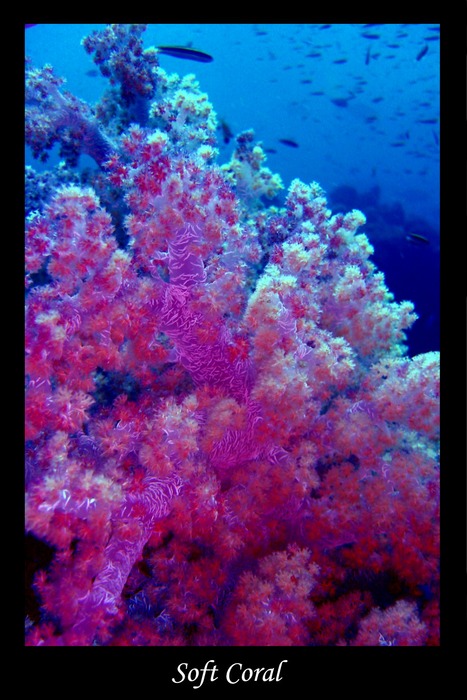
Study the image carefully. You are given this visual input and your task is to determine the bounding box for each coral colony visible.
[25,25,439,646]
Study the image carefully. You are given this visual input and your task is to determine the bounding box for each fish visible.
[278,138,299,148]
[365,46,371,65]
[218,119,234,145]
[416,118,438,124]
[330,97,349,108]
[333,58,348,64]
[156,46,213,63]
[416,45,429,61]
[406,232,430,245]
[361,33,381,40]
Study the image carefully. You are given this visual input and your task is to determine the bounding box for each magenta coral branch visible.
[67,475,182,644]
[168,223,207,288]
[157,288,251,403]
[149,223,252,405]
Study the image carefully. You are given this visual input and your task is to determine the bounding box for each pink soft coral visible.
[25,26,439,647]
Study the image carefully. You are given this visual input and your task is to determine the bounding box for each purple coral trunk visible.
[155,223,252,403]
[69,476,182,644]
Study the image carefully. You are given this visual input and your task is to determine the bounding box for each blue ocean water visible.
[25,23,440,355]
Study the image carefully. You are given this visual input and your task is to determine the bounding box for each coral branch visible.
[68,475,182,644]
[25,63,116,167]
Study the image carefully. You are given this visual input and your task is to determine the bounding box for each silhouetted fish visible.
[330,97,349,108]
[416,45,429,61]
[156,46,213,63]
[218,119,234,145]
[278,138,299,148]
[406,232,430,244]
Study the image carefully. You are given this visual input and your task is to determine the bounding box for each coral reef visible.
[25,25,439,646]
